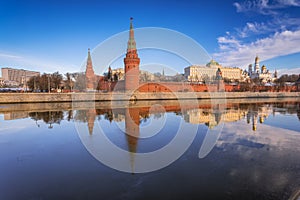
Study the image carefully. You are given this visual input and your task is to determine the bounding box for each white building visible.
[248,56,276,83]
[184,60,242,82]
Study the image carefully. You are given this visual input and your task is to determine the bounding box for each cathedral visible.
[248,56,277,84]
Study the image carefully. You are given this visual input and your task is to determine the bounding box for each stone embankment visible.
[0,92,299,104]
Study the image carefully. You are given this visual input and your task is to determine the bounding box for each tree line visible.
[27,72,87,92]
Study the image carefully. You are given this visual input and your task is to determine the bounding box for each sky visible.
[0,0,300,76]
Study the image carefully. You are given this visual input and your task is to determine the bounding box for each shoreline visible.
[0,97,299,113]
[0,91,299,104]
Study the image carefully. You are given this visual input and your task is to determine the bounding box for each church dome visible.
[206,59,220,67]
[261,65,266,70]
[255,56,259,63]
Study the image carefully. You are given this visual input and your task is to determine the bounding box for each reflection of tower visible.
[255,55,260,73]
[125,107,140,174]
[85,48,96,91]
[214,104,223,124]
[246,110,251,124]
[124,17,140,91]
[87,109,96,135]
[252,111,258,131]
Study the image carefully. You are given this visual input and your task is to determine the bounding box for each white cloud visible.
[0,51,79,75]
[214,29,300,68]
[233,0,300,15]
[277,67,300,75]
[233,0,278,15]
[237,22,271,37]
[276,0,300,6]
[0,53,22,59]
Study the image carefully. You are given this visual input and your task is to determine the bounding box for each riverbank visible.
[0,97,299,113]
[0,91,299,103]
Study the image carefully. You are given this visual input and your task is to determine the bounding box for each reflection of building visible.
[124,18,140,91]
[185,107,247,129]
[184,59,242,82]
[4,112,28,120]
[87,109,96,135]
[125,108,140,152]
[246,104,272,131]
[1,67,40,85]
[125,107,140,174]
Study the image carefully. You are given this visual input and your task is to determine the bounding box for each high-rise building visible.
[85,48,96,91]
[1,67,40,85]
[124,17,140,91]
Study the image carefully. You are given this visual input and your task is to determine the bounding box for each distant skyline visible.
[0,0,300,76]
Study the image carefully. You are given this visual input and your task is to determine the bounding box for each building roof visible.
[206,59,220,67]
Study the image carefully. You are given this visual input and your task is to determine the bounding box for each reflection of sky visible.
[1,103,300,199]
[101,113,184,153]
[0,118,33,134]
[263,113,300,132]
[217,121,300,150]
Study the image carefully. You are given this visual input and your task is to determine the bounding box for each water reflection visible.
[0,99,300,199]
[6,100,296,131]
[29,111,64,129]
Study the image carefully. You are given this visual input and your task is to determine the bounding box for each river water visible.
[0,99,300,200]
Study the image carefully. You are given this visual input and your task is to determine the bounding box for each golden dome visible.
[255,56,259,62]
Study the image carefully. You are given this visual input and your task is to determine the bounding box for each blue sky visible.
[0,0,300,76]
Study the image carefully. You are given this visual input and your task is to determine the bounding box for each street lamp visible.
[34,76,36,92]
[48,74,50,93]
[24,70,27,93]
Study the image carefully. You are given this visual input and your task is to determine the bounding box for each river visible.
[0,99,299,199]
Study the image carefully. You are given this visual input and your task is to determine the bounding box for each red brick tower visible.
[85,48,95,91]
[124,17,140,91]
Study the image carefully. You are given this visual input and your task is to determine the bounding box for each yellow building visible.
[184,60,242,82]
[184,107,247,129]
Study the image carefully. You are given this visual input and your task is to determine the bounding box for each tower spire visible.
[124,17,140,91]
[87,48,92,63]
[85,48,95,91]
[127,17,136,51]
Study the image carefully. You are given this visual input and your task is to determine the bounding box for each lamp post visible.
[24,70,27,93]
[34,76,36,92]
[48,74,50,93]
